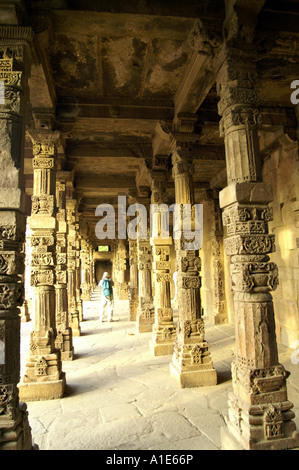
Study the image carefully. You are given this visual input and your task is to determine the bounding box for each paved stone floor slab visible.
[19,299,299,451]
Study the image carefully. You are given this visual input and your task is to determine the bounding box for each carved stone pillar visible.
[55,176,74,360]
[209,190,227,324]
[115,239,127,300]
[80,237,92,301]
[0,26,34,449]
[66,193,81,336]
[128,239,138,321]
[170,147,217,388]
[89,243,96,290]
[217,47,299,450]
[20,222,31,322]
[150,171,176,355]
[137,235,155,333]
[75,229,83,322]
[19,130,65,401]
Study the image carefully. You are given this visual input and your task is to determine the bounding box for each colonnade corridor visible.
[19,290,299,451]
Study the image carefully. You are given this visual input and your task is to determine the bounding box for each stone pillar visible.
[128,239,138,321]
[0,25,34,449]
[150,171,176,355]
[115,239,127,300]
[136,235,155,333]
[20,222,31,322]
[170,147,217,388]
[80,237,92,301]
[75,229,83,322]
[89,243,96,290]
[66,193,81,336]
[217,47,299,450]
[19,130,65,401]
[55,176,74,360]
[209,190,227,324]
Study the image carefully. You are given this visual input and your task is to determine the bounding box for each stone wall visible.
[261,131,299,348]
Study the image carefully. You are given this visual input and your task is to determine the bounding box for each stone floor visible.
[19,296,299,451]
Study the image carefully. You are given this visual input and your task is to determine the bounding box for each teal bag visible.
[102,278,111,297]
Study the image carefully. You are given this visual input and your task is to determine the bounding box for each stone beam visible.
[174,18,223,116]
[74,174,136,191]
[56,101,174,121]
[223,0,267,43]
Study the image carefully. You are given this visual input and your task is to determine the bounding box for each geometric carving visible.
[264,405,283,441]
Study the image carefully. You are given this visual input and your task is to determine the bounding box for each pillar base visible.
[221,422,299,451]
[55,329,74,361]
[170,361,217,388]
[222,390,299,450]
[71,327,81,337]
[0,402,36,450]
[150,340,174,356]
[18,372,66,401]
[61,346,74,361]
[137,323,153,333]
[210,313,228,325]
[20,303,31,323]
[220,425,245,450]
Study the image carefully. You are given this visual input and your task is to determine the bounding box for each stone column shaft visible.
[55,177,74,360]
[217,46,299,450]
[210,191,227,324]
[128,239,138,321]
[115,239,127,300]
[19,130,65,401]
[137,236,154,333]
[150,171,176,355]
[66,195,81,336]
[75,231,83,322]
[170,147,217,388]
[0,28,34,449]
[80,237,92,301]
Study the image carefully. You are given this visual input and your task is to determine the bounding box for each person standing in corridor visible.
[99,272,114,322]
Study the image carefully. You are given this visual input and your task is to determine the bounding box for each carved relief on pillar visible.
[54,178,74,360]
[170,144,217,388]
[0,42,24,123]
[66,196,81,336]
[208,192,227,324]
[114,240,127,300]
[75,230,83,322]
[136,237,154,333]
[173,248,209,368]
[19,131,65,401]
[151,243,176,356]
[80,237,93,301]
